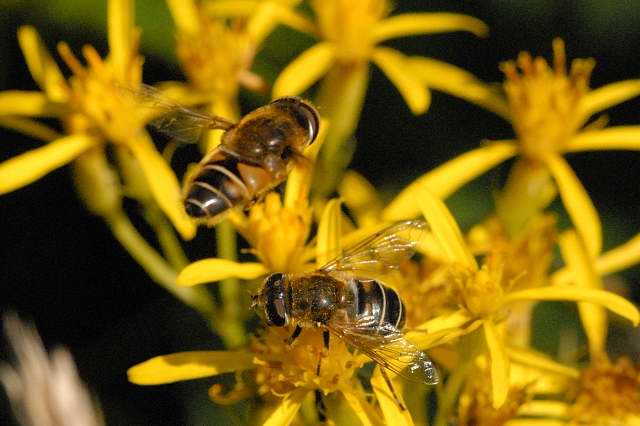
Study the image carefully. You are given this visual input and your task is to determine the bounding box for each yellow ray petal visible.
[418,186,477,270]
[316,198,342,267]
[177,259,268,286]
[341,390,379,426]
[517,400,570,418]
[505,420,567,426]
[0,134,97,195]
[544,153,601,257]
[407,56,510,119]
[127,350,254,385]
[577,80,640,124]
[371,47,430,115]
[127,134,196,240]
[383,141,517,220]
[247,2,317,46]
[0,91,63,117]
[553,232,640,285]
[263,389,308,426]
[273,42,335,97]
[505,346,579,379]
[108,0,134,80]
[565,126,640,153]
[338,170,383,227]
[16,26,67,102]
[505,287,639,326]
[558,230,606,356]
[0,116,60,142]
[371,367,414,426]
[166,0,200,35]
[484,320,509,409]
[370,13,488,43]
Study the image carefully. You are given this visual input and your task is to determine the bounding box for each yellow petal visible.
[128,134,196,240]
[371,367,414,426]
[127,350,254,385]
[407,56,510,119]
[284,117,329,209]
[371,47,430,115]
[16,26,67,102]
[483,321,509,409]
[578,80,640,123]
[505,287,639,326]
[505,420,567,426]
[263,389,308,426]
[338,170,383,227]
[0,134,97,195]
[166,0,200,35]
[558,230,606,356]
[370,13,488,43]
[505,346,579,379]
[316,198,342,267]
[0,91,63,117]
[517,401,570,418]
[0,116,60,142]
[383,141,517,220]
[418,186,477,270]
[177,259,268,286]
[273,42,335,97]
[544,153,601,257]
[553,232,640,285]
[108,0,134,80]
[247,2,317,46]
[340,390,378,426]
[566,126,640,153]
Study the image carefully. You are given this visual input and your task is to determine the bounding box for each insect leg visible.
[316,330,330,376]
[380,367,406,411]
[286,325,303,345]
[315,389,327,422]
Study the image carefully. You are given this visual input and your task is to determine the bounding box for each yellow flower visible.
[0,0,194,239]
[409,186,639,408]
[273,0,487,115]
[386,39,640,258]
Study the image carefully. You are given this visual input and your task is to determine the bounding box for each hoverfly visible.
[128,84,319,223]
[253,220,439,388]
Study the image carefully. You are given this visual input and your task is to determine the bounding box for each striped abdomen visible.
[184,150,274,219]
[354,279,406,330]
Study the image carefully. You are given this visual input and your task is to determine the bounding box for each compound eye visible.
[271,97,320,145]
[263,273,286,327]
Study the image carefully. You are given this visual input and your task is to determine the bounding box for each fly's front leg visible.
[316,330,330,376]
[286,325,303,345]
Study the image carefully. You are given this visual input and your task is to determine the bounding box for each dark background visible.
[1,1,640,424]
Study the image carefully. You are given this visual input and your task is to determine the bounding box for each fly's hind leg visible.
[286,325,303,345]
[380,367,406,411]
[316,330,330,376]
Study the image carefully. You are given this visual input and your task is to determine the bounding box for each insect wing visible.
[122,84,235,144]
[320,220,428,275]
[328,316,439,385]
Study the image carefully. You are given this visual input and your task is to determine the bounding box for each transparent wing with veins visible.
[327,315,439,385]
[320,220,428,275]
[122,83,235,144]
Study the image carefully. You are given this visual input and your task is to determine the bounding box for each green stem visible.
[313,62,369,197]
[216,219,248,348]
[107,211,215,318]
[144,206,189,270]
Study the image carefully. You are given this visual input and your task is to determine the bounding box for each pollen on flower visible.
[312,0,388,63]
[57,43,144,143]
[250,327,364,397]
[449,257,507,318]
[234,193,311,273]
[501,38,596,159]
[176,18,256,97]
[457,377,529,426]
[569,356,640,424]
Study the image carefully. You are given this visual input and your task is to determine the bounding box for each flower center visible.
[250,327,364,396]
[457,379,528,425]
[449,258,507,318]
[501,39,595,160]
[312,0,388,63]
[570,356,640,423]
